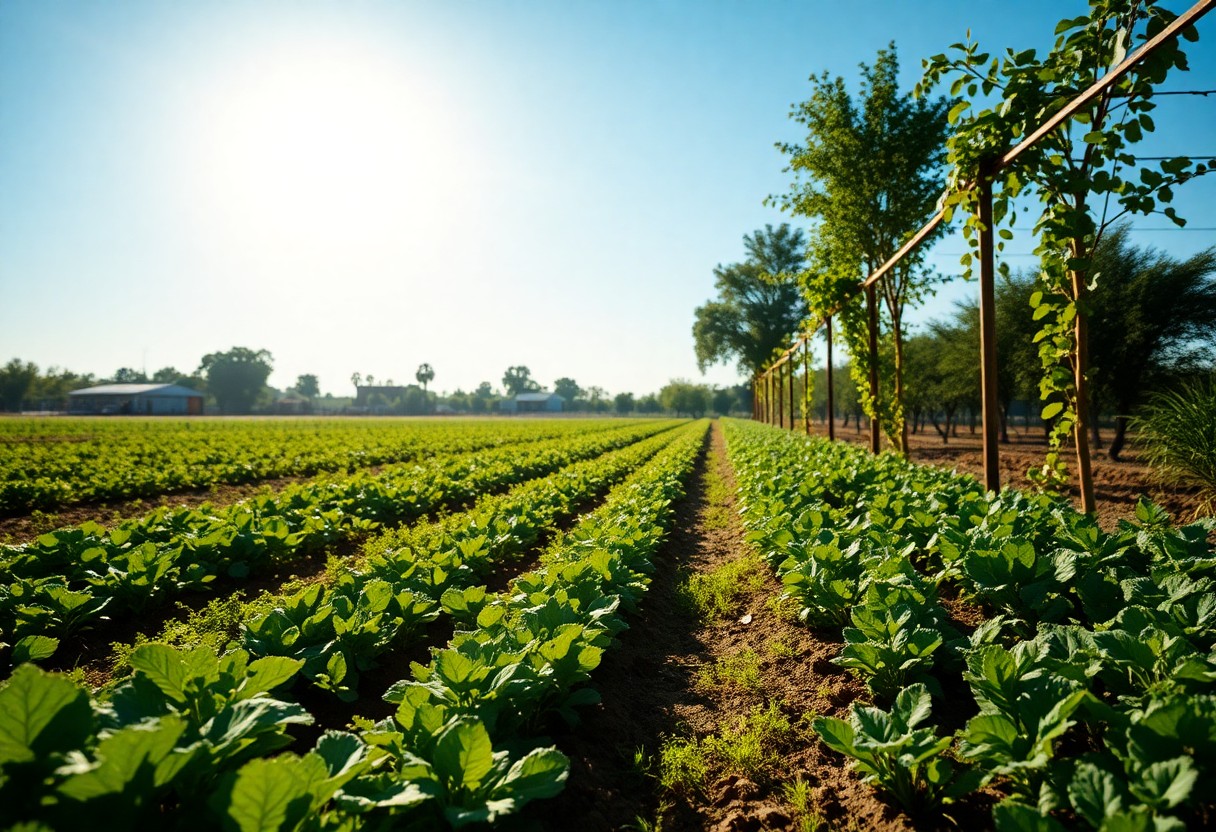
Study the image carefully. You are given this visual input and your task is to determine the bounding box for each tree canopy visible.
[774,44,951,455]
[693,223,809,377]
[198,347,273,414]
[415,364,434,392]
[502,366,540,396]
[1086,226,1216,459]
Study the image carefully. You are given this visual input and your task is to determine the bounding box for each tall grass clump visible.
[1134,377,1216,516]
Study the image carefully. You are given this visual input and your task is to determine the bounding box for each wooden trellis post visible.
[865,285,880,454]
[978,167,1001,494]
[826,316,835,441]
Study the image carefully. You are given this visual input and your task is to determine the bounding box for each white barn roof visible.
[69,383,203,397]
[515,392,565,402]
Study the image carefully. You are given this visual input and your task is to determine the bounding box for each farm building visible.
[500,392,565,414]
[68,383,204,415]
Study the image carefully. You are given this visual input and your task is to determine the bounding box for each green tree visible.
[712,387,735,416]
[28,367,95,408]
[112,367,148,383]
[920,0,1209,510]
[774,45,951,455]
[470,381,495,414]
[0,358,39,412]
[553,377,581,404]
[294,374,320,398]
[415,363,434,392]
[1085,226,1216,459]
[637,393,662,414]
[502,366,539,396]
[693,224,809,377]
[659,380,711,417]
[198,347,273,414]
[614,392,635,415]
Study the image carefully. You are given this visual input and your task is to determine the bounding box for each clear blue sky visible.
[2,1,1214,397]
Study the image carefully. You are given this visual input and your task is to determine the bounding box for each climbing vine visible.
[918,0,1211,509]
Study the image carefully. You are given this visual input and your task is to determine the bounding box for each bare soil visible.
[529,422,962,832]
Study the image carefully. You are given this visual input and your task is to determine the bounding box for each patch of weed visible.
[700,461,733,531]
[109,592,253,674]
[657,702,797,799]
[703,701,793,782]
[657,735,710,795]
[782,778,826,832]
[677,552,766,620]
[767,636,797,659]
[697,649,762,692]
[766,592,801,622]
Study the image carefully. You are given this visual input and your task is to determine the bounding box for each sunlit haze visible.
[2,1,1214,397]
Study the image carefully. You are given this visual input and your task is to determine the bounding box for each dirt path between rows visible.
[529,421,943,831]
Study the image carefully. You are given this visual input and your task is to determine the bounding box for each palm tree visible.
[415,363,434,393]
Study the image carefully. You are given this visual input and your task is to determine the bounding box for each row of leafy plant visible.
[214,422,692,701]
[0,417,628,513]
[0,421,708,830]
[0,420,680,669]
[723,418,1216,830]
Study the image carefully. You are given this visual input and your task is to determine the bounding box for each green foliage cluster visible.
[726,418,1216,826]
[693,224,809,377]
[1134,376,1216,515]
[199,347,274,415]
[0,416,619,514]
[773,46,952,454]
[0,420,678,673]
[918,1,1210,496]
[0,422,708,828]
[239,423,687,700]
[659,380,713,417]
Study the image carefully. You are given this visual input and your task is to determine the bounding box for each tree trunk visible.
[1090,396,1103,450]
[892,304,909,456]
[1109,415,1129,462]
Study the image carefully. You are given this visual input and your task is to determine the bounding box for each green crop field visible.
[0,416,708,829]
[3,416,1216,830]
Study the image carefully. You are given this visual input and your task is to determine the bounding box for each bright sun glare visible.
[194,41,454,253]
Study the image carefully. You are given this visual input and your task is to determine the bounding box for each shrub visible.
[1134,377,1216,517]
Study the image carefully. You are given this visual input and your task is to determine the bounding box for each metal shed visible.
[68,383,204,415]
[500,392,566,414]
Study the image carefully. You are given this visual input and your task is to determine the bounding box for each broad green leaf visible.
[893,683,933,730]
[204,698,313,752]
[813,716,857,755]
[128,644,189,704]
[241,657,304,699]
[313,731,368,781]
[1068,762,1124,828]
[433,719,494,793]
[1129,757,1197,810]
[992,800,1068,831]
[57,717,190,800]
[436,650,477,686]
[498,747,569,802]
[0,664,93,764]
[217,754,329,832]
[11,635,58,664]
[1041,402,1064,421]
